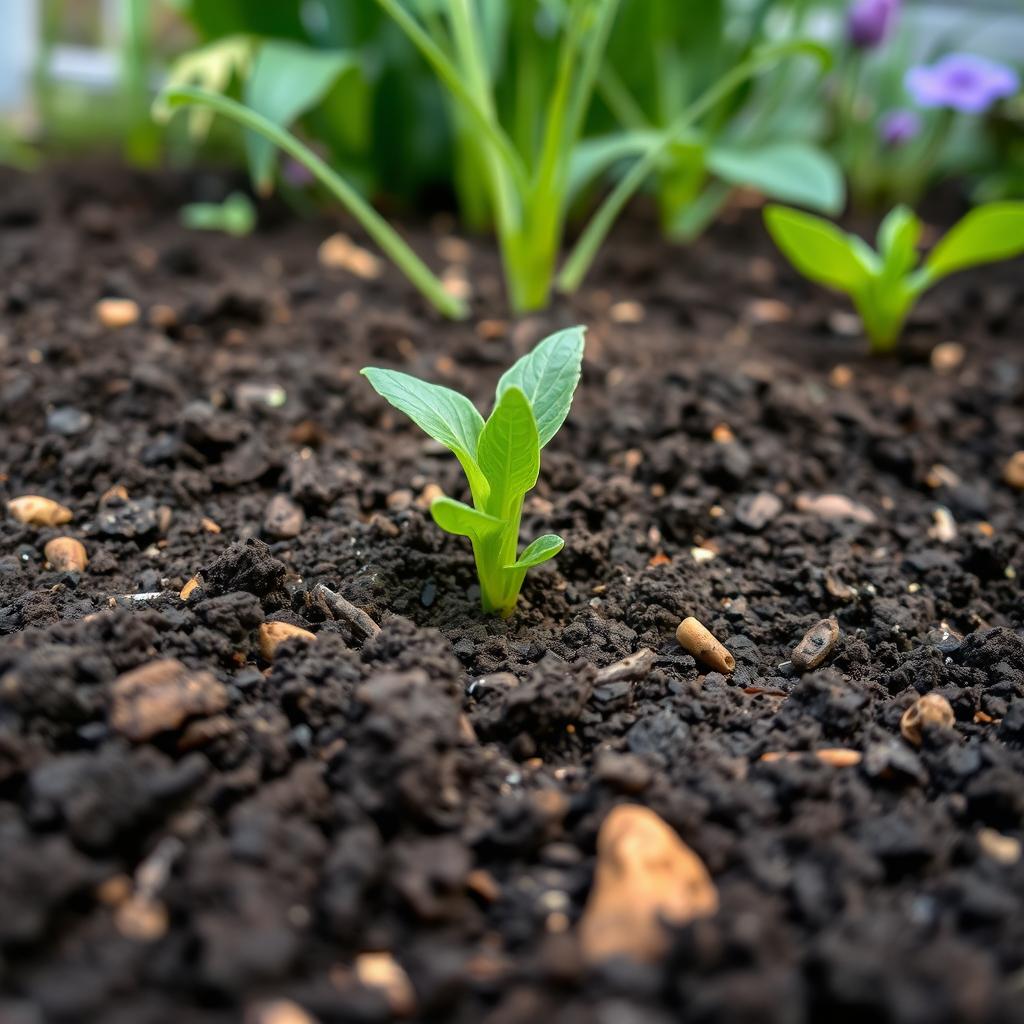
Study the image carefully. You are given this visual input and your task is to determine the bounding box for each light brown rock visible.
[900,693,955,746]
[977,827,1021,865]
[244,1000,320,1024]
[96,297,140,328]
[676,617,735,673]
[43,536,88,572]
[791,619,840,672]
[263,494,305,539]
[578,804,718,964]
[7,495,73,527]
[110,659,228,741]
[259,621,316,661]
[355,952,416,1017]
[760,748,862,767]
[795,493,876,524]
[1003,451,1024,490]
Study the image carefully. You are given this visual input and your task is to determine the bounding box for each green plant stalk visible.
[558,39,828,293]
[474,500,526,616]
[120,0,160,166]
[156,86,467,320]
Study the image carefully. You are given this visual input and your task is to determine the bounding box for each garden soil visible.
[1,166,1022,1024]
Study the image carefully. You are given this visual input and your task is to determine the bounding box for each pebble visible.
[795,493,876,524]
[46,406,92,436]
[930,341,965,373]
[43,537,88,573]
[977,828,1021,866]
[1003,451,1024,490]
[760,748,861,767]
[7,495,73,527]
[95,297,140,328]
[258,621,316,661]
[578,804,718,963]
[354,952,416,1017]
[109,659,228,741]
[676,617,735,674]
[928,506,957,543]
[900,693,955,747]
[610,300,645,324]
[263,494,305,540]
[791,619,840,672]
[735,491,783,531]
[244,1000,320,1024]
[318,233,381,279]
[594,751,652,794]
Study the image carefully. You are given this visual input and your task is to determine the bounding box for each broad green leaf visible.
[430,496,504,540]
[923,202,1024,281]
[876,205,921,278]
[709,142,844,215]
[763,205,874,294]
[496,327,585,448]
[244,42,357,193]
[361,368,489,501]
[477,387,540,515]
[153,35,254,138]
[508,534,564,569]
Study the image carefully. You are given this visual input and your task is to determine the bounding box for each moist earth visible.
[0,166,1023,1024]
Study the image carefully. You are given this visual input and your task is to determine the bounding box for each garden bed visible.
[1,165,1023,1023]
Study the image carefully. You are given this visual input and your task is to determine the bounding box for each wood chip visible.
[43,536,88,572]
[7,495,73,527]
[595,648,656,685]
[578,804,718,963]
[676,617,735,673]
[900,693,955,746]
[258,622,316,661]
[308,584,380,642]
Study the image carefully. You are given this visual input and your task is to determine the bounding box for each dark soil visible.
[1,165,1023,1024]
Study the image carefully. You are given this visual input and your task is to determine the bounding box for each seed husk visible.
[900,692,955,746]
[43,536,88,572]
[791,618,840,672]
[675,617,735,673]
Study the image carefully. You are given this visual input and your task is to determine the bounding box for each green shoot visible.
[764,201,1024,353]
[362,326,585,616]
[180,192,257,237]
[153,86,467,320]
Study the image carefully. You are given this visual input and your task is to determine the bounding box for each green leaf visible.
[876,205,921,278]
[568,131,659,204]
[244,41,358,194]
[763,205,874,294]
[361,368,489,501]
[508,534,564,569]
[496,327,585,448]
[923,202,1024,281]
[430,496,505,540]
[477,387,541,515]
[708,142,844,215]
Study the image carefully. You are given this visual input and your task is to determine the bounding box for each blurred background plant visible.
[0,0,1020,312]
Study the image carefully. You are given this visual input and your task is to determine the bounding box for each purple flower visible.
[847,0,900,49]
[879,108,922,146]
[905,54,1020,114]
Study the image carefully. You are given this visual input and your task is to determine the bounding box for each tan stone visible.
[355,952,416,1017]
[578,804,718,963]
[7,495,73,527]
[43,536,87,572]
[96,297,140,328]
[1003,451,1024,490]
[258,621,316,661]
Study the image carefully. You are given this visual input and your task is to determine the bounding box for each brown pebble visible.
[760,748,862,767]
[466,868,502,903]
[201,516,221,534]
[318,233,381,279]
[594,751,653,794]
[676,617,735,673]
[7,495,73,527]
[43,536,88,572]
[355,952,416,1017]
[795,492,876,524]
[110,658,228,742]
[245,1000,320,1024]
[177,714,235,751]
[114,896,168,941]
[900,693,955,746]
[263,494,305,539]
[148,304,178,329]
[791,618,840,672]
[179,575,201,601]
[1003,451,1024,490]
[977,827,1021,866]
[578,804,718,963]
[96,297,140,329]
[259,621,316,661]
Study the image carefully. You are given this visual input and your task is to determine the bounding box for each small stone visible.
[735,491,783,531]
[928,506,957,543]
[244,1000,320,1024]
[466,868,501,902]
[977,827,1021,866]
[148,304,178,329]
[795,493,876,524]
[748,298,791,323]
[263,494,305,540]
[115,896,168,941]
[594,751,652,794]
[900,693,955,747]
[46,406,92,436]
[354,952,416,1016]
[318,233,381,279]
[95,297,140,329]
[180,575,201,601]
[930,341,965,373]
[760,748,861,767]
[43,537,88,573]
[610,300,645,324]
[110,659,228,741]
[258,621,316,661]
[1003,452,1024,490]
[578,804,718,963]
[7,495,73,527]
[791,619,840,672]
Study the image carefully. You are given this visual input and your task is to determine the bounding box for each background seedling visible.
[764,201,1024,352]
[362,326,585,616]
[180,192,256,237]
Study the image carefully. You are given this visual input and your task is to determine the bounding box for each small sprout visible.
[362,327,585,616]
[180,192,257,237]
[764,201,1024,352]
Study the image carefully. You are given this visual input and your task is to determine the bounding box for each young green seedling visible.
[362,326,584,616]
[764,201,1024,353]
[180,192,256,237]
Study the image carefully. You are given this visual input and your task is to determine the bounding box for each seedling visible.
[181,192,256,237]
[362,326,584,616]
[764,201,1024,352]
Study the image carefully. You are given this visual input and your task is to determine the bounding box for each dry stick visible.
[310,584,381,643]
